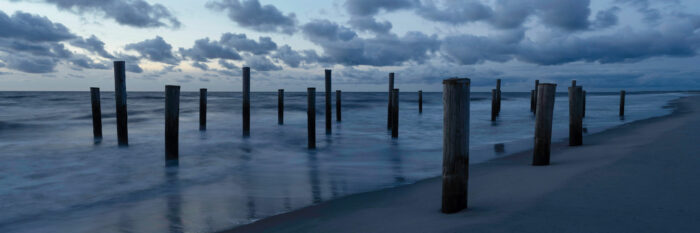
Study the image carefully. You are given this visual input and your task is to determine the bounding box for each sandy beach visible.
[223,95,700,233]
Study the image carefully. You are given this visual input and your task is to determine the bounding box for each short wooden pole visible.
[533,83,557,166]
[391,89,399,138]
[491,89,498,121]
[572,80,577,87]
[242,67,250,137]
[278,89,284,125]
[336,90,341,122]
[165,85,180,162]
[568,86,583,146]
[113,61,128,146]
[90,87,102,142]
[325,69,332,134]
[418,90,423,114]
[387,73,395,130]
[441,78,470,214]
[620,90,625,117]
[200,88,207,131]
[308,88,316,149]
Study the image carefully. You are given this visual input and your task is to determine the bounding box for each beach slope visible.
[224,95,700,233]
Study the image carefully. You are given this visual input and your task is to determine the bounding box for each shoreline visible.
[221,95,699,233]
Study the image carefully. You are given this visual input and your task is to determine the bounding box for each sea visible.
[0,91,686,233]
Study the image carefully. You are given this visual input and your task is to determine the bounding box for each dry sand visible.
[223,95,700,233]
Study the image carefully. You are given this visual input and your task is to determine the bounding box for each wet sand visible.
[222,95,700,233]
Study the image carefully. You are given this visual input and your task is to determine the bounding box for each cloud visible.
[348,16,392,34]
[302,20,439,66]
[272,45,320,68]
[179,37,242,62]
[416,0,493,25]
[244,54,281,71]
[592,7,620,29]
[220,33,277,55]
[344,0,416,16]
[125,36,180,65]
[70,35,114,59]
[0,10,75,42]
[70,55,109,70]
[206,0,297,34]
[3,54,58,73]
[20,0,180,28]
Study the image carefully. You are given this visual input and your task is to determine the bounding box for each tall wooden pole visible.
[113,61,128,146]
[533,83,557,166]
[278,89,284,125]
[336,90,341,122]
[418,90,423,114]
[165,85,180,163]
[491,89,498,121]
[582,90,587,118]
[620,90,626,117]
[308,88,316,149]
[242,67,250,137]
[496,79,501,115]
[200,88,207,131]
[391,89,399,138]
[90,87,102,142]
[325,69,332,134]
[530,90,535,113]
[531,80,539,114]
[387,73,395,130]
[441,78,470,214]
[569,86,583,146]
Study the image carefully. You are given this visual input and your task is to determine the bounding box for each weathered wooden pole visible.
[620,90,626,117]
[391,89,399,138]
[572,80,577,87]
[582,90,586,118]
[336,90,341,122]
[90,87,102,142]
[418,90,423,114]
[491,89,498,121]
[387,73,395,130]
[441,78,470,214]
[325,69,332,134]
[165,85,180,162]
[530,90,535,113]
[278,89,284,125]
[199,88,207,131]
[533,83,557,166]
[496,79,501,115]
[113,61,128,146]
[307,88,316,149]
[569,86,583,146]
[242,67,250,137]
[531,80,539,114]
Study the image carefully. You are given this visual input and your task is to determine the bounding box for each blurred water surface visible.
[0,91,684,233]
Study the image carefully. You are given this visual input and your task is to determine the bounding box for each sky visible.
[0,0,699,92]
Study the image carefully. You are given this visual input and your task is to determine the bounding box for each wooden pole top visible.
[442,78,470,84]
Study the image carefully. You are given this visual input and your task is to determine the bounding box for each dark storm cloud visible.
[593,7,620,29]
[441,16,700,66]
[70,55,109,70]
[70,35,114,59]
[301,20,439,66]
[15,0,181,28]
[125,36,180,65]
[0,10,75,42]
[206,0,297,34]
[344,0,595,31]
[3,54,58,73]
[348,16,392,34]
[220,33,277,55]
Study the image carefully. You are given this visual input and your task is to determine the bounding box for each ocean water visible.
[0,91,685,233]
